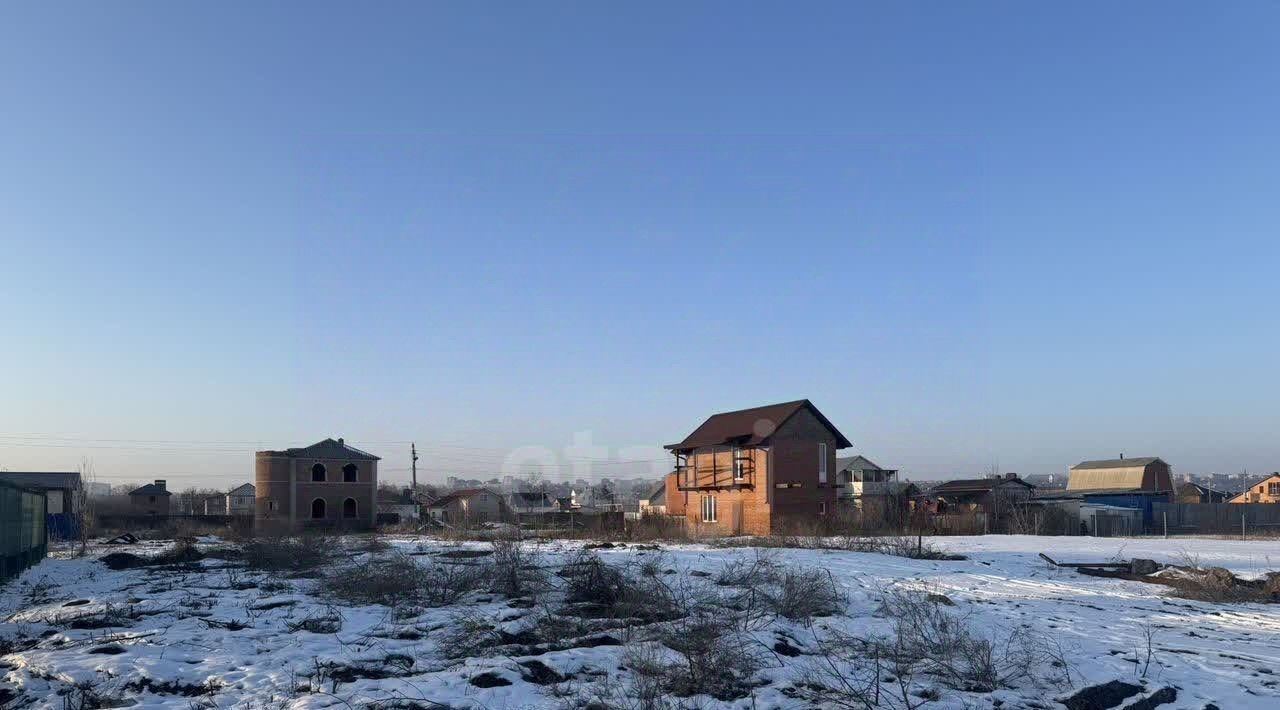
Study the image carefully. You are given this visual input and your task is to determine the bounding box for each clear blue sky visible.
[2,2,1277,487]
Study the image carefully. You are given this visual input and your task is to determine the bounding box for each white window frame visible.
[818,443,828,484]
[819,501,827,515]
[701,495,717,522]
[732,447,744,480]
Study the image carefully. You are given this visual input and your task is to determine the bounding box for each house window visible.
[732,447,744,480]
[148,496,156,504]
[311,498,326,519]
[342,498,357,518]
[701,495,717,522]
[818,443,828,484]
[267,500,276,512]
[312,464,326,482]
[343,463,358,482]
[819,502,827,515]
[1269,482,1280,496]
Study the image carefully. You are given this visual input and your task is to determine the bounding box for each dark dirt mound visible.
[88,645,127,655]
[1125,688,1177,710]
[100,552,147,570]
[122,678,222,697]
[518,659,566,685]
[469,671,512,688]
[1062,680,1144,710]
[773,639,803,657]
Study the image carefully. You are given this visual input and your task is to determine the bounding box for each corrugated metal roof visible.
[0,472,80,490]
[1071,457,1162,470]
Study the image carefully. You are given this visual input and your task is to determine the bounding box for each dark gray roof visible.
[227,483,255,496]
[260,438,380,461]
[837,455,891,472]
[1071,457,1163,470]
[931,477,1035,494]
[643,480,667,504]
[129,483,171,496]
[0,472,81,490]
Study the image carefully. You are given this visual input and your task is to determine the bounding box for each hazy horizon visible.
[3,3,1278,489]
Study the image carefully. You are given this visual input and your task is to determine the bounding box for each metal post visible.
[1163,511,1168,539]
[1242,511,1246,541]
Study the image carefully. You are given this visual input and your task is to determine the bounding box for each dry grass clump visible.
[243,537,333,572]
[798,587,1071,707]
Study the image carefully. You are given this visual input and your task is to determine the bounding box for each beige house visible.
[254,438,379,529]
[1067,457,1174,493]
[1229,473,1280,504]
[129,480,172,516]
[425,487,508,525]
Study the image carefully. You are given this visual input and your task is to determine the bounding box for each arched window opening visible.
[311,498,326,519]
[342,497,357,518]
[312,464,326,482]
[343,463,358,482]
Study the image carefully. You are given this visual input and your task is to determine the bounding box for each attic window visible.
[343,464,358,482]
[312,464,326,482]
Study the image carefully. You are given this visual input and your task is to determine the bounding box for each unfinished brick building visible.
[664,399,851,536]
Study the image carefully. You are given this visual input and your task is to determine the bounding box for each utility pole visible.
[411,442,419,493]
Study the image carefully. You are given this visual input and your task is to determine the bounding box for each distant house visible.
[425,487,509,525]
[377,488,420,522]
[924,474,1034,515]
[506,491,556,514]
[254,438,380,529]
[1229,473,1280,504]
[835,456,913,509]
[666,399,852,536]
[1067,457,1174,494]
[226,483,255,516]
[638,480,668,516]
[1175,482,1234,504]
[200,495,227,515]
[129,480,172,516]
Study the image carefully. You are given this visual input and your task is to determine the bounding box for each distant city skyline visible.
[4,4,1278,487]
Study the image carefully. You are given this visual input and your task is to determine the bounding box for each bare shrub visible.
[658,614,765,700]
[801,587,1071,707]
[562,550,629,606]
[489,537,547,599]
[323,553,425,606]
[770,566,845,621]
[422,560,491,606]
[243,537,333,572]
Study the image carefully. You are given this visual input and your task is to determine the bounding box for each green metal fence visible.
[1,479,48,583]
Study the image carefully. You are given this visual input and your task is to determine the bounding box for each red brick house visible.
[664,399,852,536]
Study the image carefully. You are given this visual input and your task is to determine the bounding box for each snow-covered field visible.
[1,534,1278,709]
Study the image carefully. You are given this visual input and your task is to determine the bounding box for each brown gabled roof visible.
[427,487,498,509]
[930,477,1034,495]
[665,399,852,452]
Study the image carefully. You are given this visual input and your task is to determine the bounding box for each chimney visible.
[338,437,344,445]
[1005,472,1018,480]
[154,479,167,491]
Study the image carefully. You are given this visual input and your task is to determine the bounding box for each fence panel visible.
[1153,502,1280,536]
[1,480,48,582]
